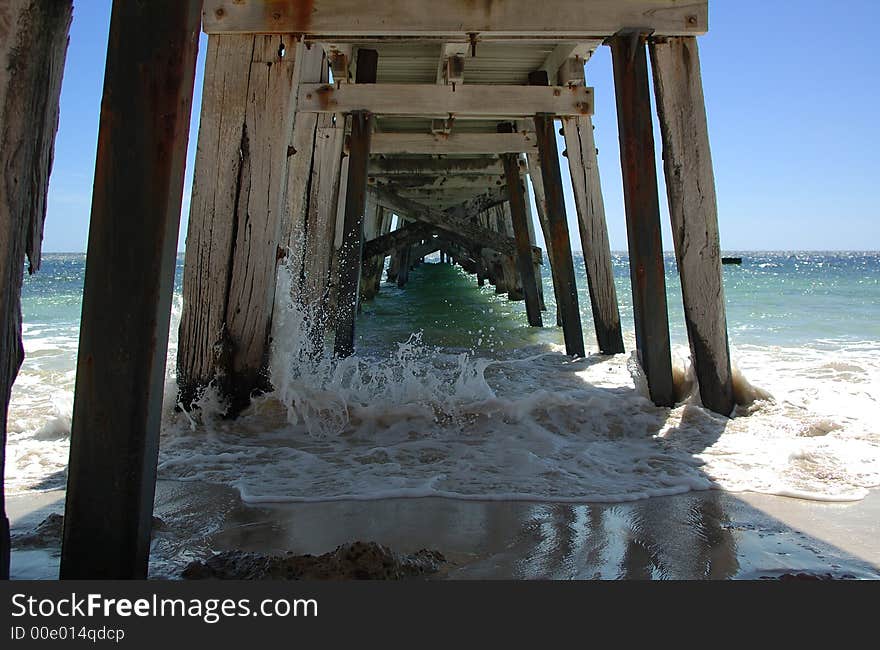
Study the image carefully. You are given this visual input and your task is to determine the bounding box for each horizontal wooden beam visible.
[371,175,505,190]
[371,132,537,155]
[445,187,510,222]
[297,83,593,117]
[363,222,433,259]
[540,41,602,79]
[204,1,709,37]
[370,186,541,263]
[369,157,503,176]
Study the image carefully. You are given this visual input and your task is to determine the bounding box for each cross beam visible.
[297,83,593,117]
[203,1,709,37]
[370,186,541,263]
[370,132,537,155]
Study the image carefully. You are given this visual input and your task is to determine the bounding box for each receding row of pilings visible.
[0,0,734,578]
[174,34,734,420]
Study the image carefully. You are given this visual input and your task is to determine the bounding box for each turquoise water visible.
[19,251,879,351]
[357,251,880,352]
[8,251,880,504]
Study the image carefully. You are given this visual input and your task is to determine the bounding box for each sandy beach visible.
[9,482,879,580]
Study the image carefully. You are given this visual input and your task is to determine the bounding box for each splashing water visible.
[7,252,880,504]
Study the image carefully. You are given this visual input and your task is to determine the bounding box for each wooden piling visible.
[519,163,547,311]
[397,246,411,288]
[562,114,625,355]
[609,32,674,406]
[178,33,300,414]
[334,112,374,356]
[281,43,327,255]
[60,0,200,579]
[334,49,377,358]
[650,36,734,415]
[500,142,542,325]
[526,153,563,326]
[530,72,585,357]
[0,0,72,580]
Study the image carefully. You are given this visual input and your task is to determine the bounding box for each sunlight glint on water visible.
[7,252,880,503]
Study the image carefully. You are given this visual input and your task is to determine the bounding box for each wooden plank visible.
[540,41,602,78]
[650,36,733,415]
[178,34,300,415]
[369,157,503,176]
[609,32,674,407]
[373,174,505,191]
[530,72,584,357]
[297,83,594,117]
[334,48,377,357]
[0,0,72,581]
[59,0,200,579]
[562,115,625,355]
[203,1,709,37]
[371,133,536,155]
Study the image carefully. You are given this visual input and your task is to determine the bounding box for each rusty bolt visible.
[273,11,282,20]
[687,15,698,26]
[215,8,225,18]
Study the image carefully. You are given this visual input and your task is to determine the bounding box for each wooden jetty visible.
[0,0,736,578]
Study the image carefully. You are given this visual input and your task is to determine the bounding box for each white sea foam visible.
[7,264,880,505]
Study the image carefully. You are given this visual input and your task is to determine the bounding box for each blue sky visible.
[43,1,880,252]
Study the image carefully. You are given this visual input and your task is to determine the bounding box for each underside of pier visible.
[0,1,739,579]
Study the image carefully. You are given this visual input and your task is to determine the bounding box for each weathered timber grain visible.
[281,42,326,255]
[60,0,199,579]
[296,83,593,118]
[178,34,300,414]
[527,153,564,326]
[650,36,733,415]
[609,32,674,406]
[334,49,377,357]
[0,0,72,581]
[202,1,710,38]
[530,71,585,357]
[562,115,625,355]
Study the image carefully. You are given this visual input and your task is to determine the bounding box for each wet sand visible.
[8,482,880,580]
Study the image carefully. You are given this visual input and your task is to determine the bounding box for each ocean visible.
[7,252,880,506]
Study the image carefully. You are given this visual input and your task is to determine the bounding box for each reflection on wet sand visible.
[8,482,879,580]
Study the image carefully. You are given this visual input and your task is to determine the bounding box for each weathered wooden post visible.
[178,32,301,414]
[526,153,563,326]
[650,36,734,415]
[334,49,377,358]
[397,246,412,288]
[281,43,327,255]
[530,71,585,357]
[559,59,624,355]
[60,0,201,579]
[0,0,72,580]
[519,161,546,311]
[609,32,674,407]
